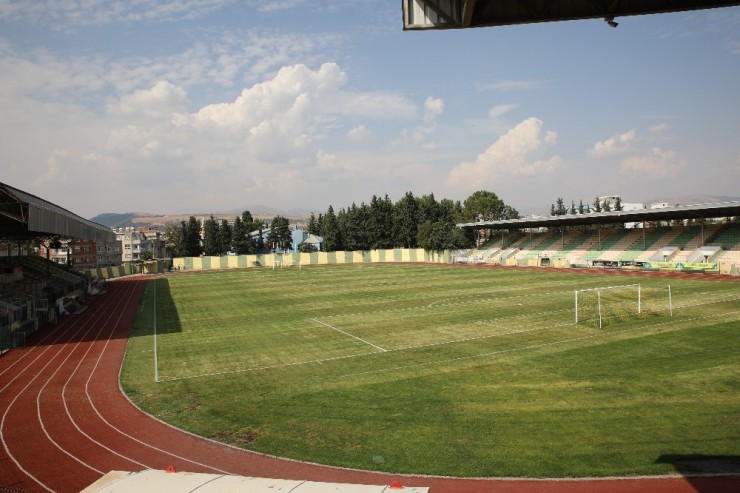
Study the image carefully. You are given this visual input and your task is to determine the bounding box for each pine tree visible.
[307,213,320,235]
[392,191,419,248]
[182,216,202,257]
[218,219,232,254]
[321,205,342,252]
[202,216,219,255]
[369,194,394,249]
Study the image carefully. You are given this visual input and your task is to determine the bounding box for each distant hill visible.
[90,212,138,227]
[91,208,312,229]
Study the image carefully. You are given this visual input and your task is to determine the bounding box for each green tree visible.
[307,212,320,235]
[218,219,232,254]
[202,215,220,255]
[163,222,183,257]
[340,203,371,251]
[593,196,602,213]
[417,193,440,224]
[320,205,342,252]
[182,216,202,257]
[555,197,567,216]
[267,216,292,252]
[241,210,254,231]
[254,220,266,252]
[298,242,318,253]
[392,191,419,248]
[368,194,394,249]
[463,190,519,221]
[231,216,253,254]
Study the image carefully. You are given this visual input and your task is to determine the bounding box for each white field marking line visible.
[59,280,152,471]
[311,317,388,352]
[340,308,740,379]
[672,293,740,309]
[159,317,575,382]
[393,320,575,352]
[319,289,575,320]
[675,363,739,375]
[153,297,740,383]
[82,279,231,474]
[0,283,126,492]
[153,278,159,383]
[157,350,380,382]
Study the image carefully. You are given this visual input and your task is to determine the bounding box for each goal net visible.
[574,284,672,328]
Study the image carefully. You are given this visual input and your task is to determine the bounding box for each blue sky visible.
[1,1,739,219]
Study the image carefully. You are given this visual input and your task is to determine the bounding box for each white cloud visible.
[489,104,517,120]
[107,80,188,118]
[447,117,560,188]
[2,58,425,215]
[619,147,687,177]
[477,80,542,91]
[588,129,636,158]
[423,96,444,121]
[650,123,670,133]
[395,96,443,149]
[347,124,370,143]
[0,0,232,27]
[246,0,307,13]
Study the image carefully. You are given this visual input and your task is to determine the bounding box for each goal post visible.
[574,283,672,328]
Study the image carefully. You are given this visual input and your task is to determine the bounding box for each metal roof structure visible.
[457,201,740,230]
[0,181,115,243]
[403,0,740,30]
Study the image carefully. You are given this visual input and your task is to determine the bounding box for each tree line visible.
[164,211,292,257]
[164,190,519,257]
[550,196,624,216]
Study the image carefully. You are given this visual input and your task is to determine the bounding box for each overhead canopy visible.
[0,182,115,243]
[458,201,740,230]
[403,0,740,30]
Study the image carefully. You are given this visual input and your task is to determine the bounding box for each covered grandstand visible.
[0,182,114,352]
[456,201,740,273]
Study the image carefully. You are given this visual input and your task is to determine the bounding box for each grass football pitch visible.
[121,264,740,477]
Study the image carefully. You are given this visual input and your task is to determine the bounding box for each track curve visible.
[1,275,737,493]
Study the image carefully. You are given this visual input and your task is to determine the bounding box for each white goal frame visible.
[574,283,672,328]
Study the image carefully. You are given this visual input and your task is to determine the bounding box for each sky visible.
[1,1,739,219]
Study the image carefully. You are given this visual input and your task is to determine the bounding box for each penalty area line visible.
[311,317,387,352]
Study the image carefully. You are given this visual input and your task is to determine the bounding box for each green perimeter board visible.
[122,265,740,478]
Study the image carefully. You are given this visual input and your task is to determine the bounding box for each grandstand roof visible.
[458,201,740,230]
[402,0,740,30]
[0,181,115,243]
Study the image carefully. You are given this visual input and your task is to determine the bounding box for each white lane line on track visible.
[79,279,232,475]
[2,278,225,493]
[0,293,119,492]
[58,281,150,472]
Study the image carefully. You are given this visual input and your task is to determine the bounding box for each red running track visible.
[1,275,738,493]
